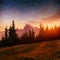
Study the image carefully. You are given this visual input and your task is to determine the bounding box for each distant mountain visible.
[33,27,40,36]
[24,24,34,32]
[16,24,33,37]
[16,24,39,37]
[0,24,39,39]
[0,31,4,40]
[16,28,24,37]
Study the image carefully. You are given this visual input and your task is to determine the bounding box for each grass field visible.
[0,40,60,60]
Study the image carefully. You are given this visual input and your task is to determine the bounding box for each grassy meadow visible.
[0,40,60,60]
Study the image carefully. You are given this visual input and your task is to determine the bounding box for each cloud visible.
[41,7,60,22]
[27,20,40,24]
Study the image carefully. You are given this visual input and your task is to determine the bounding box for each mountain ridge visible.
[0,24,39,39]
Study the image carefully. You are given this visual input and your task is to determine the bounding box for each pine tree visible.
[12,20,17,38]
[21,32,28,43]
[45,26,49,40]
[9,20,17,39]
[37,23,45,41]
[31,28,35,41]
[9,26,12,38]
[8,20,19,45]
[5,27,8,40]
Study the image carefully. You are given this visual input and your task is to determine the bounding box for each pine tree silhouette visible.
[28,28,35,42]
[8,20,19,45]
[11,20,17,38]
[37,23,45,41]
[5,26,8,40]
[31,29,35,40]
[1,20,60,48]
[9,26,12,40]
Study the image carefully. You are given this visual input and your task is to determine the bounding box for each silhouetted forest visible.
[0,21,60,47]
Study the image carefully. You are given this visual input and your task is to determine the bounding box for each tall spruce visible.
[5,27,8,40]
[12,20,17,37]
[9,26,12,38]
[9,20,17,38]
[37,23,45,41]
[31,29,35,42]
[8,20,18,45]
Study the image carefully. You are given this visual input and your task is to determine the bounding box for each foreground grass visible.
[0,40,60,60]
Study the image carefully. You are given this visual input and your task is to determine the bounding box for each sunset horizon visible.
[0,0,60,60]
[0,20,60,31]
[0,0,60,31]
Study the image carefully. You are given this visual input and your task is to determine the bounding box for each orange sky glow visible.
[0,19,60,31]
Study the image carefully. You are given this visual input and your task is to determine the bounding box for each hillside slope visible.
[0,40,60,60]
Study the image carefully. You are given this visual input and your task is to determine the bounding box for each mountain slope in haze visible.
[0,40,60,60]
[0,31,4,40]
[16,24,39,37]
[0,24,39,39]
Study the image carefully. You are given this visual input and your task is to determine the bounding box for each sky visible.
[0,0,60,31]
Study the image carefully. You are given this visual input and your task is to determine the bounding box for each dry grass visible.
[0,40,60,60]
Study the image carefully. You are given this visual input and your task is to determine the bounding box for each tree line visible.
[0,21,60,47]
